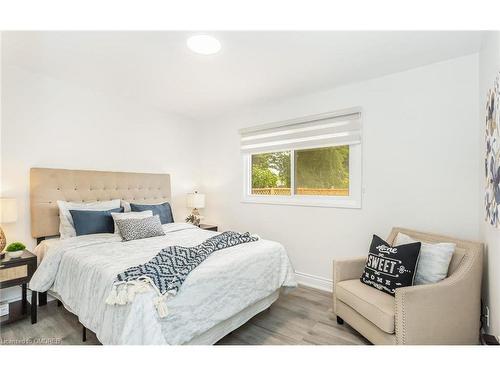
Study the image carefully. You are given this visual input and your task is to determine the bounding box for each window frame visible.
[242,143,362,209]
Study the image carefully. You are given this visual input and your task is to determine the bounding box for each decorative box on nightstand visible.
[199,224,218,232]
[0,250,38,326]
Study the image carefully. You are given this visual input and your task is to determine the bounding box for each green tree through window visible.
[295,146,349,190]
[251,151,291,195]
[251,146,349,196]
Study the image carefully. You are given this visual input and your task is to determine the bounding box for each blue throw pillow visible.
[70,207,124,236]
[130,202,173,224]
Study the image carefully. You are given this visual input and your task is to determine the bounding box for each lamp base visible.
[185,209,203,226]
[0,226,6,253]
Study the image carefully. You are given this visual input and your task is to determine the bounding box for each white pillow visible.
[121,200,131,212]
[395,232,455,285]
[57,199,121,239]
[111,210,153,234]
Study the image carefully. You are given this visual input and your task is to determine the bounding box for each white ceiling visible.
[2,31,484,121]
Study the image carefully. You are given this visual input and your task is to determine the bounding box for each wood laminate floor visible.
[0,286,368,345]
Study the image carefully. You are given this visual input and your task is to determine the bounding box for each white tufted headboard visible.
[30,168,171,239]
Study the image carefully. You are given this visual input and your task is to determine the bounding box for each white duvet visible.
[30,223,297,344]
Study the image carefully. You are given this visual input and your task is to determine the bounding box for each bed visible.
[28,168,296,344]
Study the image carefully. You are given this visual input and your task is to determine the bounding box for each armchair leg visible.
[82,325,87,342]
[336,316,344,325]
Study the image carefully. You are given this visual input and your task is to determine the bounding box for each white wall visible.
[0,64,200,250]
[478,31,500,336]
[200,54,480,290]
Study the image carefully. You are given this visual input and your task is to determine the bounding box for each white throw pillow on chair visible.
[395,232,455,285]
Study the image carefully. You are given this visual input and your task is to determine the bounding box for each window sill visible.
[241,196,361,209]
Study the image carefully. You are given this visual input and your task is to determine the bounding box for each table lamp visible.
[0,198,18,252]
[187,191,205,216]
[186,191,205,226]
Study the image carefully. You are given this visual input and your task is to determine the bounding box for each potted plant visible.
[185,214,201,226]
[5,242,26,258]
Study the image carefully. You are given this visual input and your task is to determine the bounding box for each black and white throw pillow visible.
[116,215,165,241]
[360,235,421,295]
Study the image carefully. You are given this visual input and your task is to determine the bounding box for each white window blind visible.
[240,108,362,153]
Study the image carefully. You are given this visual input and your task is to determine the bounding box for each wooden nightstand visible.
[0,250,37,325]
[199,224,218,232]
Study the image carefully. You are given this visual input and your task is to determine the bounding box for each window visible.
[241,108,362,208]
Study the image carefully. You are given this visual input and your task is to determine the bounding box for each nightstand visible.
[199,224,218,232]
[0,250,37,325]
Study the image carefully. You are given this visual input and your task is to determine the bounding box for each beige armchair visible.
[333,227,483,345]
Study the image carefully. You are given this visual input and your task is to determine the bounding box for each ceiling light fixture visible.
[187,35,221,55]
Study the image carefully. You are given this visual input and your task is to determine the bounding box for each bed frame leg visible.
[82,325,87,342]
[57,300,62,307]
[39,291,47,306]
[336,316,344,325]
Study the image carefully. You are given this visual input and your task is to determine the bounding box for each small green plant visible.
[6,242,26,252]
[185,214,201,226]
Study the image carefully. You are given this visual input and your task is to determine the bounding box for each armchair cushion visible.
[336,279,395,334]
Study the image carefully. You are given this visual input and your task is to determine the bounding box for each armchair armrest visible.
[333,256,366,284]
[394,249,482,344]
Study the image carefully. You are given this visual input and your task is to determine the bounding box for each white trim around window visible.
[241,144,362,208]
[240,108,363,209]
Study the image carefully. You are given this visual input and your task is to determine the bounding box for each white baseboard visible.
[295,271,333,292]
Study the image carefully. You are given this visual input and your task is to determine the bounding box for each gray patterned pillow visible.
[116,215,165,241]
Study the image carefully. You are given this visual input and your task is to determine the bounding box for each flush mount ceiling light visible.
[187,35,221,55]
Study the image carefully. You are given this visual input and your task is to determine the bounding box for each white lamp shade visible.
[187,193,205,209]
[0,198,17,223]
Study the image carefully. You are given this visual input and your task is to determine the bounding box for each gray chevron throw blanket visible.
[105,231,258,317]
